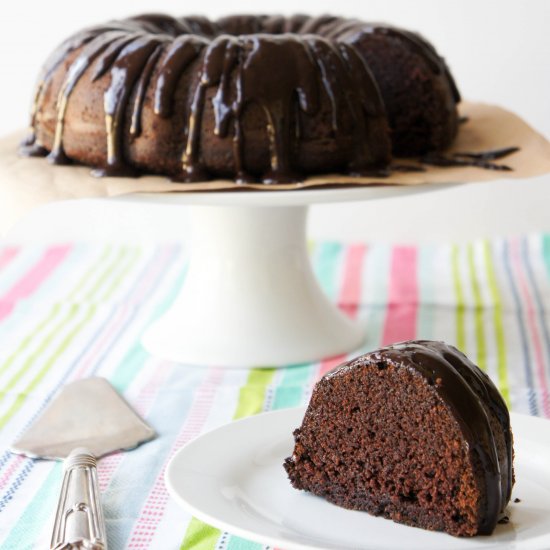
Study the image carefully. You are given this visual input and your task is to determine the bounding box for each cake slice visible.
[284,340,513,536]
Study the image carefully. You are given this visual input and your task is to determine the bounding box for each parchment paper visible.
[1,102,550,231]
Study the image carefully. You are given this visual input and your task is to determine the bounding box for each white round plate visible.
[166,407,550,550]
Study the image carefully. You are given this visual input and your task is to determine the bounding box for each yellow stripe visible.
[0,305,96,429]
[82,246,129,302]
[0,247,127,399]
[483,241,510,405]
[179,517,220,550]
[233,368,276,420]
[468,244,486,371]
[179,368,277,549]
[0,246,113,379]
[100,247,141,302]
[66,245,113,301]
[0,246,140,427]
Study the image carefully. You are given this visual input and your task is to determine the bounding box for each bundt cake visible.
[21,14,460,183]
[284,340,513,536]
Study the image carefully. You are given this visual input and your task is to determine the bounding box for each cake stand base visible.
[142,204,364,367]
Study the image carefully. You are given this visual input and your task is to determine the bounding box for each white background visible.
[1,0,550,243]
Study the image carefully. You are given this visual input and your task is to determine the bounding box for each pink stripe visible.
[126,368,225,548]
[318,244,366,379]
[70,246,176,380]
[381,246,418,346]
[0,245,71,322]
[70,304,131,381]
[0,455,25,492]
[98,360,174,493]
[0,247,178,490]
[511,239,550,417]
[0,247,19,272]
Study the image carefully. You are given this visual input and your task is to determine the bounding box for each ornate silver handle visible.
[51,448,107,550]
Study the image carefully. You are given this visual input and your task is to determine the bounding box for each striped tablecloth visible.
[0,236,549,549]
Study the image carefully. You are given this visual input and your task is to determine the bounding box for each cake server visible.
[10,377,155,550]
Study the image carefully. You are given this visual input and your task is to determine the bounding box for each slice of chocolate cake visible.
[284,340,513,537]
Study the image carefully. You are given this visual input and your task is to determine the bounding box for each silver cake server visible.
[10,377,156,550]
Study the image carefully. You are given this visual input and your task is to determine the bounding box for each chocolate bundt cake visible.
[22,14,460,183]
[284,341,513,537]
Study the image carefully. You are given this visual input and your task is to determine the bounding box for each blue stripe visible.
[502,241,538,415]
[417,244,436,340]
[0,244,90,340]
[105,366,206,548]
[1,463,61,549]
[522,237,550,377]
[313,241,342,298]
[0,246,182,517]
[361,243,391,351]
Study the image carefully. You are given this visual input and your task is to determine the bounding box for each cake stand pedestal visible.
[143,203,361,367]
[132,184,455,368]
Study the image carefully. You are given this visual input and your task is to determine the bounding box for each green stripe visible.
[180,368,276,548]
[542,234,550,279]
[0,247,114,379]
[0,304,81,399]
[0,246,117,380]
[180,517,221,550]
[233,368,276,420]
[0,305,97,429]
[226,537,262,550]
[0,248,127,400]
[0,303,61,378]
[0,247,139,428]
[451,245,466,352]
[179,241,339,549]
[109,264,188,393]
[82,246,130,302]
[483,241,510,405]
[468,244,486,371]
[314,242,342,298]
[100,247,141,302]
[272,364,313,409]
[110,345,149,394]
[2,247,165,548]
[67,245,113,301]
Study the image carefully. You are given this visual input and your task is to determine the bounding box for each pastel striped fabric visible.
[0,236,549,549]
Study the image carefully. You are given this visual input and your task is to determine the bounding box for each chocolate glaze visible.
[32,15,519,183]
[155,31,386,183]
[391,162,426,173]
[421,148,518,172]
[18,134,49,158]
[25,14,461,182]
[320,19,460,104]
[327,340,512,535]
[454,147,520,161]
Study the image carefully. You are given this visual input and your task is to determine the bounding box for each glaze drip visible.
[24,14,465,183]
[48,31,130,165]
[176,33,387,183]
[95,35,166,176]
[153,36,208,117]
[422,147,519,171]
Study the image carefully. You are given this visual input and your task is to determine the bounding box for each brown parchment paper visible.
[1,102,550,232]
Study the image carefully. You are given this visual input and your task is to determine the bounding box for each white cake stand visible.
[120,183,457,368]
